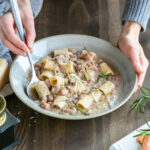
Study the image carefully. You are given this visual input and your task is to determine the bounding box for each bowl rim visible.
[9,34,137,120]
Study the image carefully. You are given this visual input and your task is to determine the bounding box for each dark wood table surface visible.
[7,0,150,150]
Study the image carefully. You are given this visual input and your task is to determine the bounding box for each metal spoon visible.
[10,0,40,99]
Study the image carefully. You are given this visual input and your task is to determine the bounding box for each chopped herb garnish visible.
[130,86,150,113]
[74,105,86,114]
[92,87,98,89]
[77,92,80,97]
[84,74,88,81]
[64,99,69,102]
[98,74,112,80]
[83,46,89,51]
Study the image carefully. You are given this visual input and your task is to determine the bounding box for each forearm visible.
[120,21,141,40]
[18,0,43,18]
[18,0,31,7]
[18,0,34,20]
[122,0,150,31]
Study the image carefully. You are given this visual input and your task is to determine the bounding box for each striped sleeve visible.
[0,0,43,19]
[30,0,43,18]
[0,0,10,17]
[122,0,150,31]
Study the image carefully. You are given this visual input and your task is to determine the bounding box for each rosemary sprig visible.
[143,87,150,94]
[134,118,150,146]
[74,105,87,114]
[130,86,150,113]
[98,74,112,80]
[131,87,150,146]
[134,129,150,137]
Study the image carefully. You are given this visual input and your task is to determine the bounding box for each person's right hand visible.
[0,0,36,56]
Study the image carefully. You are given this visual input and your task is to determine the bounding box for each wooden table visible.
[7,0,150,149]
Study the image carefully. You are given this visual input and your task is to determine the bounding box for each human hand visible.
[118,21,149,92]
[0,0,36,56]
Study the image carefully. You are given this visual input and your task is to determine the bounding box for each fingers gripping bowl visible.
[10,34,137,120]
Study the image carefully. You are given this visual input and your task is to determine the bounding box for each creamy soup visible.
[30,48,122,115]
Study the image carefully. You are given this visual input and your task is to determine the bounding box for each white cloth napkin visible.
[0,83,13,97]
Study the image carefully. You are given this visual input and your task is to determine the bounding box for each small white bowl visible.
[9,34,137,120]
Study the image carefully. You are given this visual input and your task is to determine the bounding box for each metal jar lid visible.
[0,95,6,126]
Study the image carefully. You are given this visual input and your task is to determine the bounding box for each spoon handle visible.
[10,0,36,75]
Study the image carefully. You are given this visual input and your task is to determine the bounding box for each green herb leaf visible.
[64,99,69,102]
[84,74,88,81]
[146,117,150,128]
[98,74,112,80]
[92,87,98,89]
[142,135,146,146]
[143,87,150,94]
[140,86,148,96]
[74,105,87,114]
[77,92,80,97]
[139,129,150,132]
[83,46,89,51]
[134,131,150,139]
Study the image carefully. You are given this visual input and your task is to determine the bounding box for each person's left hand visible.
[118,21,149,92]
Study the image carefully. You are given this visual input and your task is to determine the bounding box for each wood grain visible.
[6,0,150,150]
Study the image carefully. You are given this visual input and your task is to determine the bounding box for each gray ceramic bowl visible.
[10,34,137,120]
